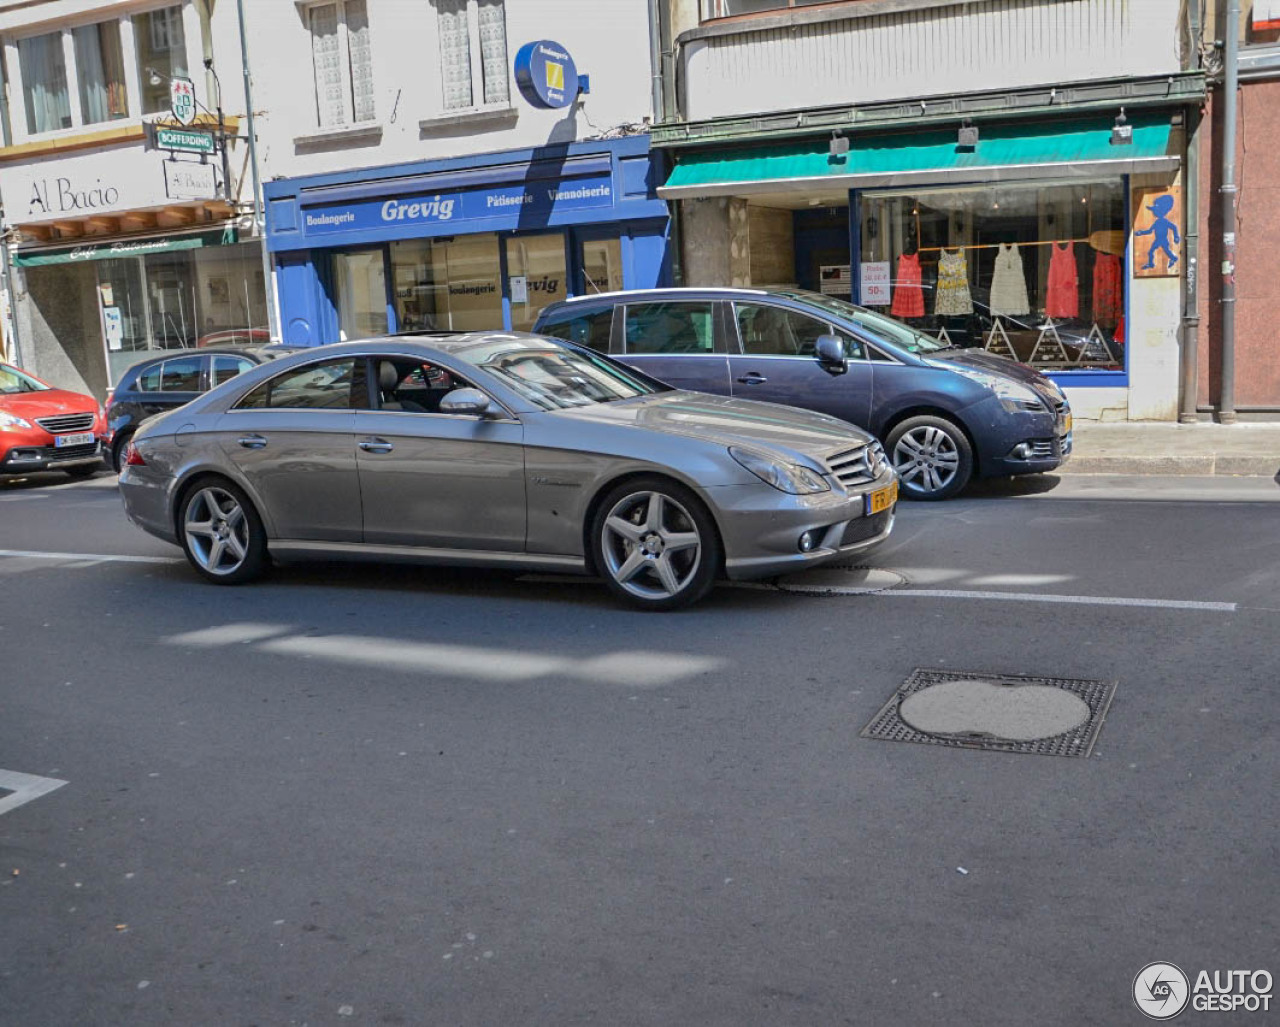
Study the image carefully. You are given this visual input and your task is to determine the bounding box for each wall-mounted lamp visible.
[957,118,978,151]
[145,66,165,87]
[829,130,850,157]
[1110,107,1132,146]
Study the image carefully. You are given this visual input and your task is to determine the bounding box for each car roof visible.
[555,286,771,307]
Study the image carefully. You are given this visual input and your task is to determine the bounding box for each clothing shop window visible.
[73,22,128,124]
[858,179,1127,373]
[701,0,842,20]
[18,32,71,134]
[133,6,189,115]
[308,0,375,129]
[433,0,509,110]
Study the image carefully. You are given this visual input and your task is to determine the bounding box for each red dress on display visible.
[1045,242,1079,319]
[891,252,925,318]
[1092,252,1123,325]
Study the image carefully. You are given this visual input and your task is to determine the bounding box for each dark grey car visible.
[118,333,900,610]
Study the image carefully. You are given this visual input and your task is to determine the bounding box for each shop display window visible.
[390,234,503,333]
[581,237,623,295]
[858,180,1127,372]
[334,249,389,341]
[505,234,567,333]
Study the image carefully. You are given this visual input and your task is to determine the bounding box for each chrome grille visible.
[1028,439,1055,459]
[35,412,95,434]
[826,445,876,487]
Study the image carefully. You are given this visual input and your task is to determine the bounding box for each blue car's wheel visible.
[886,415,972,501]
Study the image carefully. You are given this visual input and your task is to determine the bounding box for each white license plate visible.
[55,432,95,448]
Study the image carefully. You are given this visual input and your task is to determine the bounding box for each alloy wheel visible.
[600,490,703,600]
[183,486,251,576]
[892,425,961,494]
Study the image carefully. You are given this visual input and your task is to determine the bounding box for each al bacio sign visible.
[301,176,614,236]
[2,146,178,224]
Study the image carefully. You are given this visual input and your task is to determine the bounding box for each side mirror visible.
[814,334,848,375]
[438,387,496,417]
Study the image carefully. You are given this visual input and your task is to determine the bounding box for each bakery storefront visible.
[265,135,669,344]
[661,112,1187,419]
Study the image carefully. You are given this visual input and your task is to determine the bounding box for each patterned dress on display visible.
[934,249,973,315]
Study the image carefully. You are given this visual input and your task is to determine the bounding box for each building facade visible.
[0,0,268,396]
[251,0,670,345]
[655,0,1205,421]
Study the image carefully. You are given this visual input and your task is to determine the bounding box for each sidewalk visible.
[1063,422,1280,476]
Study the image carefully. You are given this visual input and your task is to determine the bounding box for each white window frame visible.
[305,0,376,130]
[430,0,510,116]
[3,2,198,144]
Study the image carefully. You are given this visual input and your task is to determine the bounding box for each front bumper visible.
[712,472,899,581]
[972,395,1073,478]
[0,440,102,473]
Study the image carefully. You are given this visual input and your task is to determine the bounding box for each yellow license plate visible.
[866,481,898,515]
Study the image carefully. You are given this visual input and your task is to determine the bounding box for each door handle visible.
[237,434,267,449]
[736,373,768,385]
[358,437,394,454]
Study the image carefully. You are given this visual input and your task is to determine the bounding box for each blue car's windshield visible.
[777,290,954,354]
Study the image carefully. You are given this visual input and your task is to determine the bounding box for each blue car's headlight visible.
[946,366,1045,413]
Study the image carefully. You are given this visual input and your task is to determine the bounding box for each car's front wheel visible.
[110,432,132,473]
[178,478,268,585]
[886,414,973,501]
[591,476,721,611]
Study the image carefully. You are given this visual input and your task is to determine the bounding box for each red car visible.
[0,361,105,477]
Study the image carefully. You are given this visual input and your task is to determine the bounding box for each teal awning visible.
[661,115,1176,197]
[13,226,238,267]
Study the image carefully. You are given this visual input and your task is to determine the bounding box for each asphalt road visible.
[2,469,1278,1026]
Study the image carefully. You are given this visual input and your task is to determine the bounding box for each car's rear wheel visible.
[110,432,133,473]
[886,415,973,501]
[178,479,268,585]
[591,477,721,611]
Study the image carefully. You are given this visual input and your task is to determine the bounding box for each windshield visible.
[450,335,668,411]
[776,290,954,354]
[0,364,49,394]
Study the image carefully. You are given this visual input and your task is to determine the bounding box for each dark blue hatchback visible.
[534,287,1072,500]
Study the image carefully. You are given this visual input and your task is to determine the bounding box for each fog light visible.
[798,531,817,553]
[1012,443,1033,460]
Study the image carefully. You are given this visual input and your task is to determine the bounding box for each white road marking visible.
[0,769,68,817]
[880,588,1236,612]
[0,548,177,565]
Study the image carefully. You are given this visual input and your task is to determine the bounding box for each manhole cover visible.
[775,567,906,595]
[862,669,1117,758]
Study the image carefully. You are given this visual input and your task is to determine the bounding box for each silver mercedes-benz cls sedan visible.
[118,332,898,610]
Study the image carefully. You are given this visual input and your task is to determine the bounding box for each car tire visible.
[110,432,133,473]
[177,477,269,585]
[590,476,721,611]
[886,414,973,501]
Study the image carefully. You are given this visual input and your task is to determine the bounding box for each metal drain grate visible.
[861,668,1117,758]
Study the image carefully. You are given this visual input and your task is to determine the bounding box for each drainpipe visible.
[647,0,665,124]
[1218,0,1240,423]
[235,0,280,342]
[1178,0,1202,423]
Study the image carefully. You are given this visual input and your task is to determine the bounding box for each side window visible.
[212,356,256,387]
[539,310,613,353]
[136,364,162,392]
[734,304,864,359]
[374,357,481,415]
[624,302,715,355]
[236,358,366,410]
[866,346,895,362]
[158,356,202,392]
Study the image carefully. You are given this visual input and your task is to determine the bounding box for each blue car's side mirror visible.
[815,335,847,375]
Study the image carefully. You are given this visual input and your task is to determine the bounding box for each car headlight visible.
[730,447,831,495]
[947,366,1045,413]
[0,412,32,430]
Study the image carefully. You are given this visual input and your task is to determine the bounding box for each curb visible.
[1059,455,1279,476]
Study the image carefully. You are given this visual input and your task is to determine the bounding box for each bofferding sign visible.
[0,145,212,224]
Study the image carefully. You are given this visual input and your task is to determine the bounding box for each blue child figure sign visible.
[1133,188,1182,276]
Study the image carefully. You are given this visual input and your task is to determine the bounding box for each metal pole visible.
[647,0,664,124]
[236,0,280,342]
[1179,107,1201,422]
[1218,0,1240,423]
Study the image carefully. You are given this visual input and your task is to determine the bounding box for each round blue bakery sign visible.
[513,40,579,109]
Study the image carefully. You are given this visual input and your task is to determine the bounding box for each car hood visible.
[928,348,1063,396]
[0,387,98,418]
[553,391,874,462]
